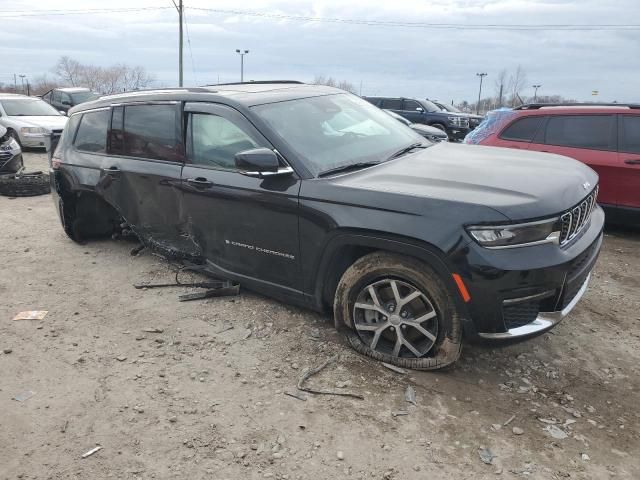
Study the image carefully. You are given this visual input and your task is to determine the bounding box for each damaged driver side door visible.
[180,102,302,297]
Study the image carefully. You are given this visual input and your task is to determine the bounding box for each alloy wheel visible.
[352,278,439,358]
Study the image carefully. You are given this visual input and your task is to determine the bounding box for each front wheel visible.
[334,252,462,370]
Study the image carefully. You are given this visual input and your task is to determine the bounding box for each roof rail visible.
[203,80,305,87]
[515,102,640,110]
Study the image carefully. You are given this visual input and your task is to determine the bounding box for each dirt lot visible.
[1,152,639,480]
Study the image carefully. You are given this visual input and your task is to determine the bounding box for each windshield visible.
[71,91,100,104]
[422,99,441,113]
[438,103,461,113]
[253,94,425,176]
[1,98,61,116]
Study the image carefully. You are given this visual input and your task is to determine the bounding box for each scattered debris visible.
[478,447,497,465]
[581,453,590,461]
[3,348,12,354]
[512,427,524,435]
[297,355,364,400]
[405,385,417,405]
[391,410,409,417]
[13,391,35,402]
[216,324,234,334]
[13,310,48,321]
[130,244,145,256]
[134,271,239,302]
[337,451,345,460]
[382,362,407,374]
[284,390,307,401]
[142,327,164,333]
[116,356,127,362]
[543,425,568,440]
[81,446,102,458]
[503,415,516,426]
[61,420,69,433]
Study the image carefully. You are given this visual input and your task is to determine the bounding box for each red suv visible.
[465,104,640,224]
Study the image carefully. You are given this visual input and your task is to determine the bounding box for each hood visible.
[8,115,68,131]
[410,123,448,137]
[334,143,598,221]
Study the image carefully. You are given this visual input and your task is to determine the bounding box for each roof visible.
[515,103,640,111]
[70,82,345,114]
[0,93,36,100]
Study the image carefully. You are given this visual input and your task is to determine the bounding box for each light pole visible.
[476,73,487,115]
[235,49,249,82]
[19,74,26,94]
[533,84,541,102]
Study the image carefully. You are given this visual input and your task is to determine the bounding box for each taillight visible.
[51,152,62,170]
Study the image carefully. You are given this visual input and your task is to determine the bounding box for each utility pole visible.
[235,49,249,82]
[13,74,17,93]
[19,75,26,94]
[172,0,183,87]
[498,83,503,108]
[476,73,487,115]
[532,84,541,102]
[26,80,30,96]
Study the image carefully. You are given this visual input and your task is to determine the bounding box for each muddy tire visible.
[334,251,462,370]
[0,172,51,197]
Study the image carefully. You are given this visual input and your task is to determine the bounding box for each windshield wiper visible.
[317,161,381,178]
[387,142,429,161]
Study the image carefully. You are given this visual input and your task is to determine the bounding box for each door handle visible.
[103,166,121,176]
[187,177,213,188]
[624,159,640,165]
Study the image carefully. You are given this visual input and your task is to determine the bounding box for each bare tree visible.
[507,65,527,107]
[313,75,357,94]
[30,74,58,95]
[51,56,155,94]
[494,69,508,107]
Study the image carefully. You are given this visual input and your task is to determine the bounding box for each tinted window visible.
[620,115,640,154]
[109,106,124,155]
[60,113,81,149]
[381,99,402,110]
[545,115,615,150]
[188,113,259,169]
[123,104,182,162]
[60,92,72,106]
[403,100,422,111]
[501,116,544,142]
[74,110,109,153]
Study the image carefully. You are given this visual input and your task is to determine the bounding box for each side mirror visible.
[235,148,293,178]
[61,100,71,106]
[416,107,424,113]
[59,110,67,116]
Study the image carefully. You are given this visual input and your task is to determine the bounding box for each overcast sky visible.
[1,0,638,103]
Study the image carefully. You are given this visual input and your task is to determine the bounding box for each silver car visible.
[0,94,68,148]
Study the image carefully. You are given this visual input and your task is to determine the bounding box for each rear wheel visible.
[431,123,447,132]
[334,252,462,370]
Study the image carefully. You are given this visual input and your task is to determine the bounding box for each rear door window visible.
[619,115,640,153]
[122,104,183,162]
[544,115,616,151]
[74,109,109,153]
[381,99,402,110]
[500,116,544,142]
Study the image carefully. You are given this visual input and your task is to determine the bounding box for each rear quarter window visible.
[74,109,109,153]
[500,116,544,142]
[619,115,640,153]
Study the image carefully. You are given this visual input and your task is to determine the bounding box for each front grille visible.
[559,186,598,246]
[503,300,540,329]
[0,151,11,161]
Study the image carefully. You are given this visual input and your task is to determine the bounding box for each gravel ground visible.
[1,152,639,480]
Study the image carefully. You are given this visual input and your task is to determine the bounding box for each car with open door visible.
[50,82,603,370]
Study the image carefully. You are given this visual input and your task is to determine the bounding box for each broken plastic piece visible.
[13,311,48,321]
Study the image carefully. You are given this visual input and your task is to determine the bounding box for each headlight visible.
[20,127,48,135]
[9,137,20,150]
[466,218,560,248]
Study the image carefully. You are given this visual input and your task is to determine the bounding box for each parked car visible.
[465,104,640,225]
[431,100,484,130]
[364,96,470,141]
[385,110,448,142]
[0,94,68,148]
[41,87,101,113]
[0,124,23,173]
[51,82,603,370]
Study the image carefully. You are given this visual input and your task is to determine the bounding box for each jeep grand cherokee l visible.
[50,82,603,370]
[465,104,640,225]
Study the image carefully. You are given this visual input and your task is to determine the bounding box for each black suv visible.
[364,97,470,141]
[51,82,603,370]
[41,87,101,113]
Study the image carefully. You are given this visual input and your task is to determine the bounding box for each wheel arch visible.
[311,229,471,327]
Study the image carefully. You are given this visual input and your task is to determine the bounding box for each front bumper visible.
[448,205,604,340]
[20,133,49,148]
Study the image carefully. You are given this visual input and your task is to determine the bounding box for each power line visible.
[187,7,640,31]
[0,6,172,18]
[0,5,637,31]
